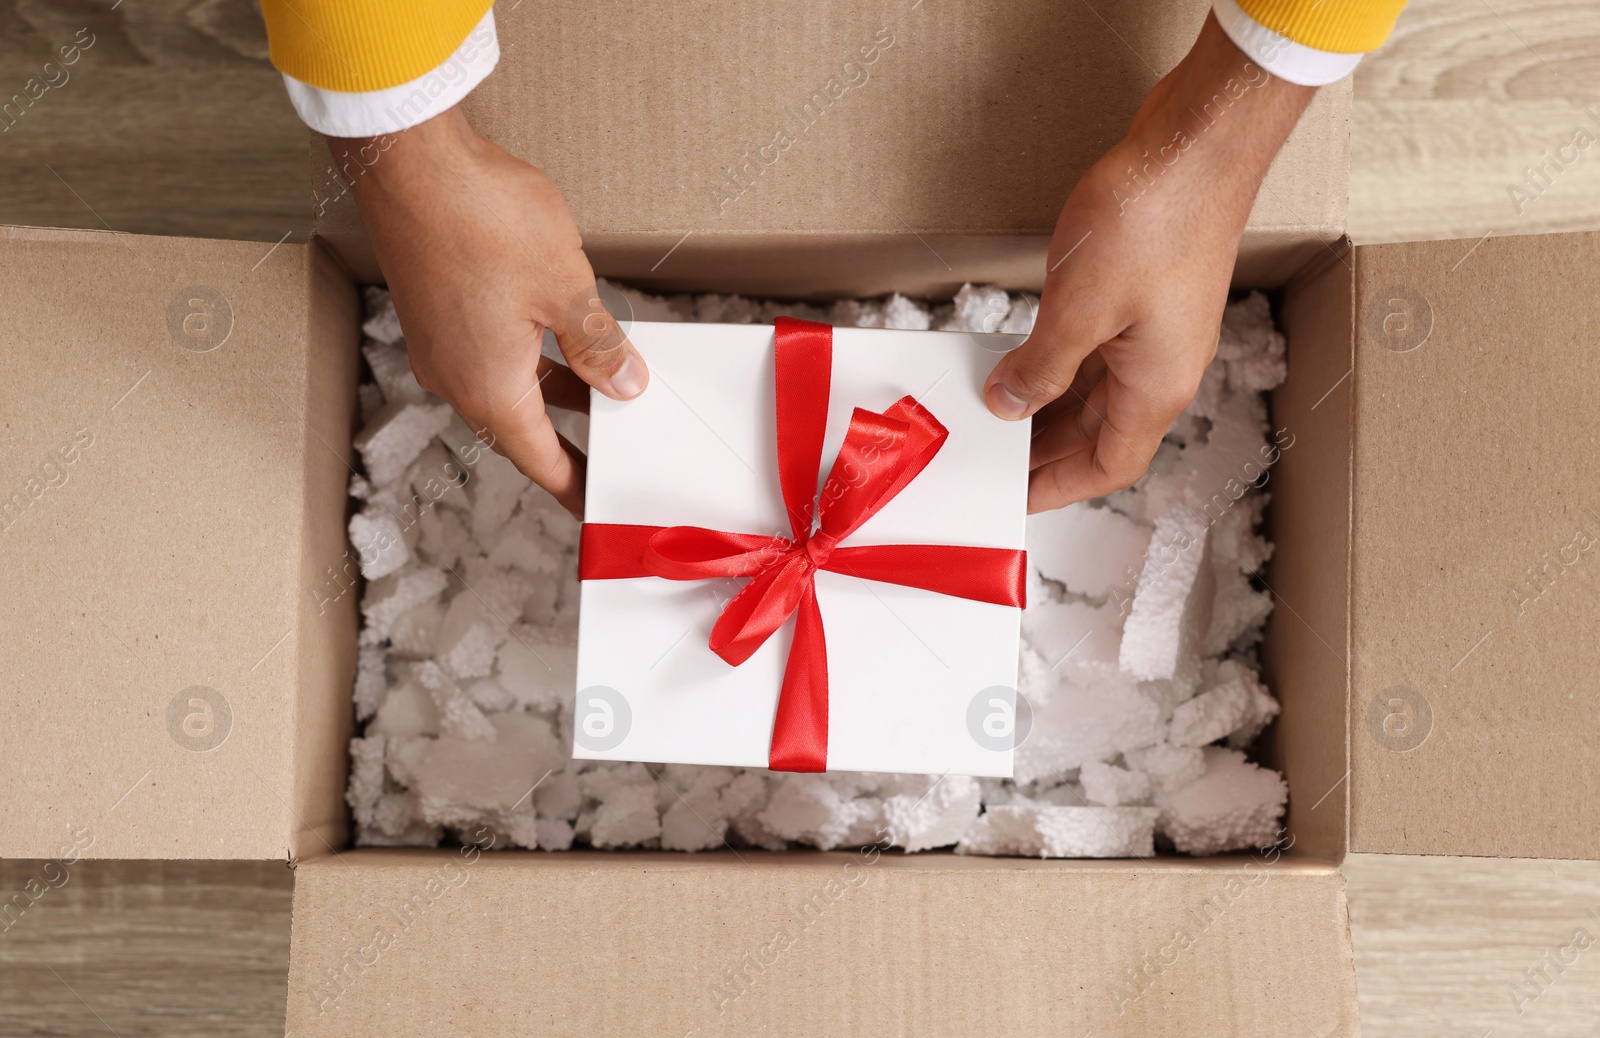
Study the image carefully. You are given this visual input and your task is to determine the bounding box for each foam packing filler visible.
[345,281,1290,858]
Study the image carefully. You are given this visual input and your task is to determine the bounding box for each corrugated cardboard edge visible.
[286,848,1357,1037]
[1263,240,1354,862]
[288,240,362,861]
[307,220,1343,302]
[0,224,126,246]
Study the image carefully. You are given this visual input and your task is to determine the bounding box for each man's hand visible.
[334,106,646,517]
[984,13,1313,513]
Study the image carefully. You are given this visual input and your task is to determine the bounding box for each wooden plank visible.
[0,0,308,243]
[1351,0,1600,243]
[0,860,292,1038]
[1346,853,1600,1038]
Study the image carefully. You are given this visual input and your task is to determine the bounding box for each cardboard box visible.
[310,0,1350,297]
[13,222,1599,1034]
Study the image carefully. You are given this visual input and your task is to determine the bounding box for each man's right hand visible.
[334,105,647,518]
[984,13,1313,514]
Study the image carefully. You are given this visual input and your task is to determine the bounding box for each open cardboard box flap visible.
[0,226,359,860]
[1269,231,1600,863]
[285,849,1354,1038]
[311,0,1349,296]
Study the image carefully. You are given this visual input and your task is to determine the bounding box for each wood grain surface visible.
[1351,0,1600,243]
[1345,853,1600,1038]
[0,0,308,243]
[1,2,1599,1037]
[0,860,292,1037]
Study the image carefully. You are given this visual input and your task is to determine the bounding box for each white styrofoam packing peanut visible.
[1026,502,1154,600]
[368,677,439,738]
[348,508,409,580]
[359,566,448,647]
[409,713,564,815]
[957,805,1157,858]
[433,591,506,681]
[362,338,428,406]
[1080,760,1153,807]
[1205,566,1275,656]
[1013,675,1165,783]
[354,400,452,488]
[1123,741,1207,796]
[1156,747,1288,855]
[387,600,443,659]
[1118,506,1214,686]
[352,644,388,722]
[758,775,879,851]
[1168,660,1280,748]
[881,775,982,852]
[1020,597,1124,686]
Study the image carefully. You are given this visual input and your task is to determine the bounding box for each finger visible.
[1025,372,1177,513]
[1033,349,1108,430]
[492,357,587,417]
[479,392,588,517]
[1030,377,1110,470]
[1067,348,1108,404]
[550,279,648,401]
[984,282,1105,422]
[531,355,590,414]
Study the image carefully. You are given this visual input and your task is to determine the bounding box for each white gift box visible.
[573,320,1030,776]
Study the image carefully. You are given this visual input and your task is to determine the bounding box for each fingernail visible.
[986,381,1031,420]
[607,349,647,399]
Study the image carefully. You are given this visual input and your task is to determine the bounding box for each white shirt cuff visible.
[1213,0,1363,87]
[282,8,500,138]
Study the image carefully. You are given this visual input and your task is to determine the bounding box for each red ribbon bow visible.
[579,317,1026,772]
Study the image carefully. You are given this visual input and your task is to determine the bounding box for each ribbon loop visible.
[643,526,789,581]
[708,553,812,666]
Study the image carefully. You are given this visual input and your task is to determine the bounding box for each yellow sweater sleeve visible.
[260,0,495,93]
[1233,0,1408,53]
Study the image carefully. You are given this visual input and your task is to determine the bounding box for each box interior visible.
[275,237,1363,1036]
[14,227,1589,856]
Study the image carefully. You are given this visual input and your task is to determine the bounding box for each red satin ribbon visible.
[579,317,1026,772]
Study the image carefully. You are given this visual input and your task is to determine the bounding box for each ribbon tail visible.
[580,523,668,579]
[824,544,1028,608]
[774,317,833,540]
[767,583,829,772]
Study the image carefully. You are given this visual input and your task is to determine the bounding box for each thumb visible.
[552,280,649,401]
[984,292,1100,421]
